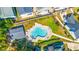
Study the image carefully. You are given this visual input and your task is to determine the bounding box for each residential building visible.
[16,7,33,18]
[0,7,16,18]
[63,14,79,40]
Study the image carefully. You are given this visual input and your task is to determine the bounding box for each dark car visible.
[33,46,41,51]
[44,42,64,51]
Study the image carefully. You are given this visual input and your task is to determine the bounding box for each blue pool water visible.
[31,27,47,39]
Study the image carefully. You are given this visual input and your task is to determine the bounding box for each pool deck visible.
[26,23,53,42]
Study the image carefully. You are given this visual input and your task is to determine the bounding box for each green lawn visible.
[23,16,59,33]
[47,16,58,32]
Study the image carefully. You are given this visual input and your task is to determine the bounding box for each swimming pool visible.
[30,26,47,39]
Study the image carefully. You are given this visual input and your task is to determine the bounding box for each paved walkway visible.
[55,16,64,27]
[66,42,79,50]
[15,13,52,25]
[52,33,73,42]
[52,29,79,44]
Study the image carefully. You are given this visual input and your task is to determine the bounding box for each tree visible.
[77,9,79,12]
[0,19,14,50]
[77,16,79,21]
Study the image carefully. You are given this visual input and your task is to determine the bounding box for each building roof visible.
[64,14,79,39]
[0,7,15,18]
[16,7,33,15]
[35,7,50,15]
[9,25,26,40]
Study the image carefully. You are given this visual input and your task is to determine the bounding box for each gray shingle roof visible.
[64,14,79,39]
[16,7,32,15]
